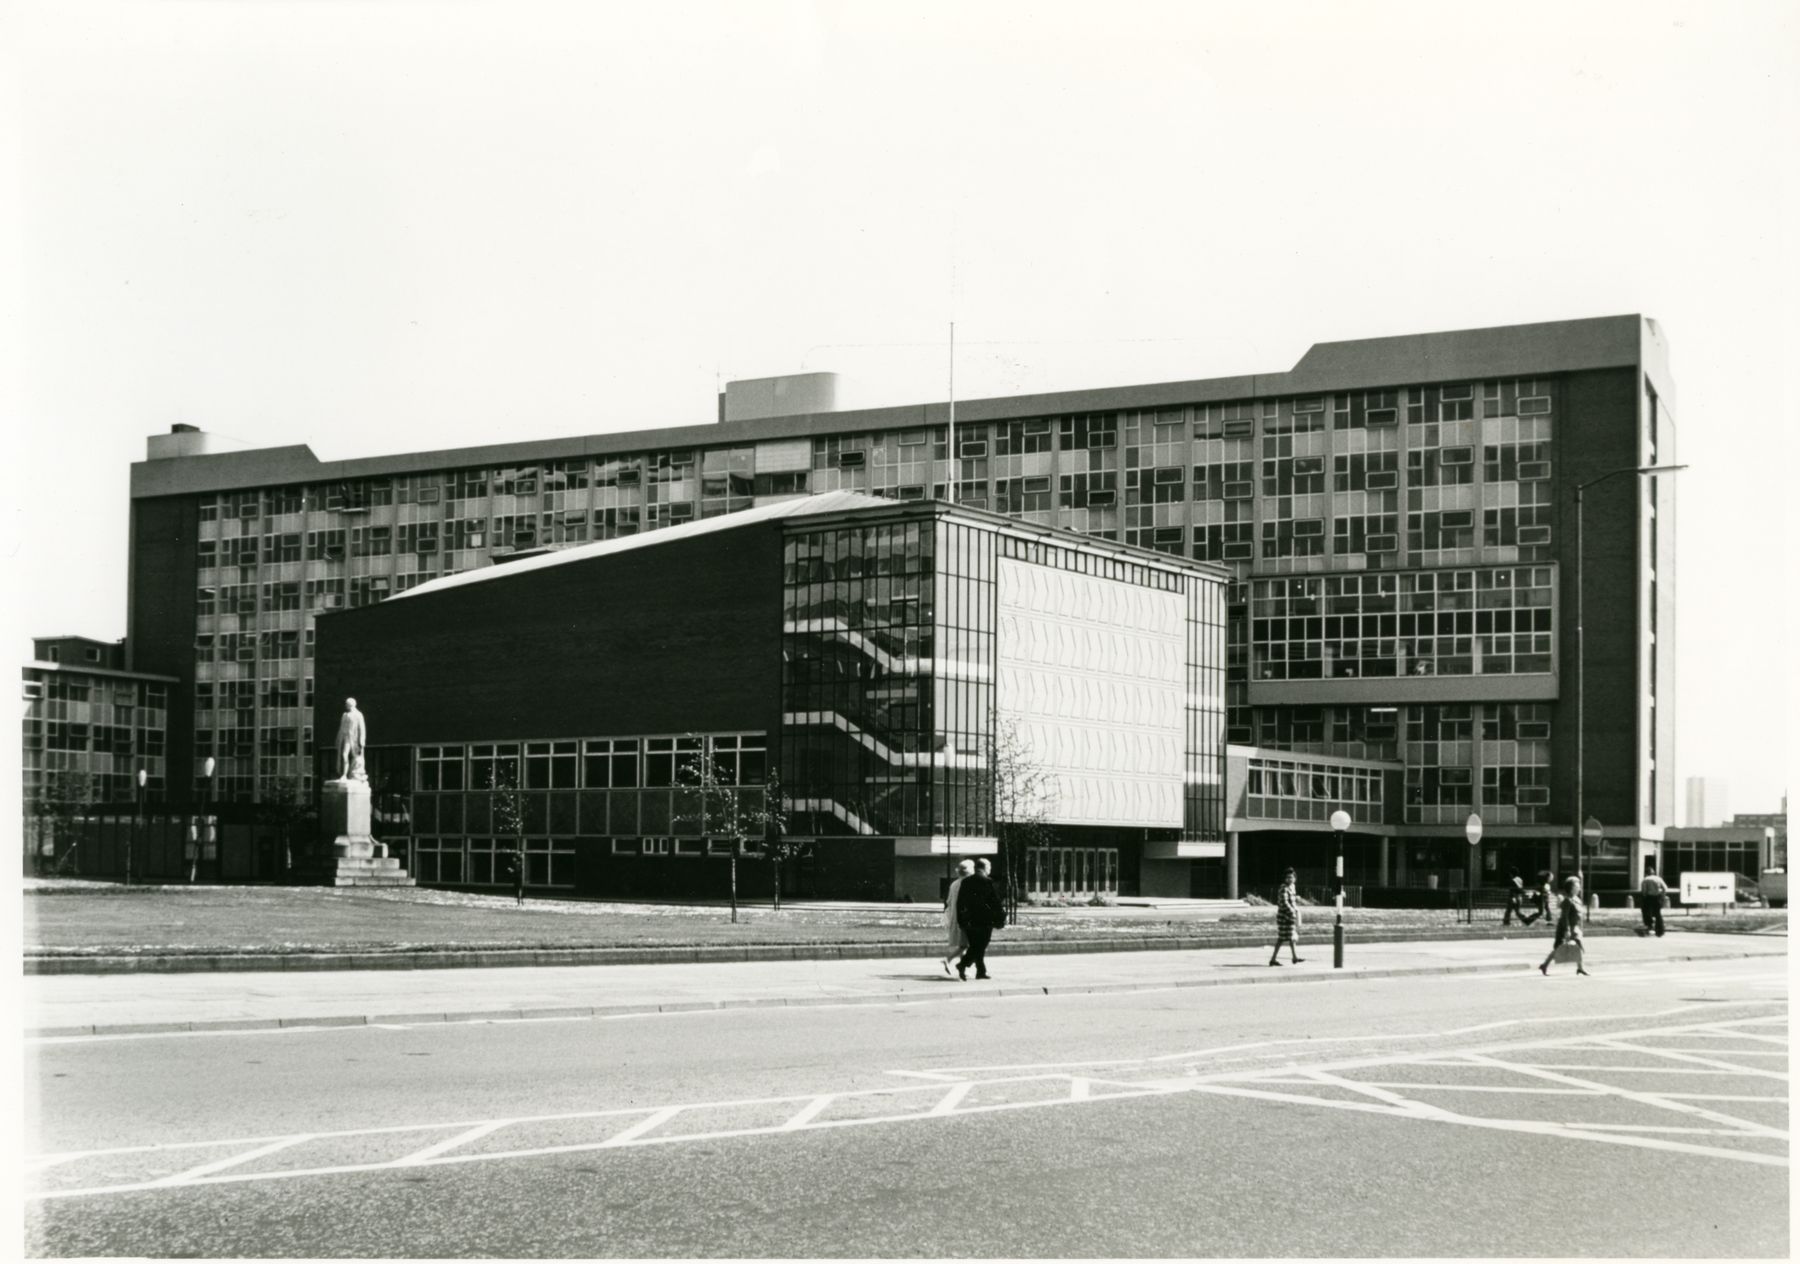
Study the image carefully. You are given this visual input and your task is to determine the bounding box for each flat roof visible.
[131,314,1653,499]
[382,491,1227,605]
[23,661,181,683]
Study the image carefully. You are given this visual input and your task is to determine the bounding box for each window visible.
[583,738,640,787]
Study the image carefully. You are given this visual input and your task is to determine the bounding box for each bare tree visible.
[258,776,308,880]
[491,765,526,904]
[31,770,94,876]
[676,743,788,922]
[987,714,1056,924]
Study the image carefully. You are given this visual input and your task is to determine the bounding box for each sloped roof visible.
[390,490,894,602]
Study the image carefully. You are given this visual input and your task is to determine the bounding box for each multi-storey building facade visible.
[22,636,174,806]
[125,314,1678,893]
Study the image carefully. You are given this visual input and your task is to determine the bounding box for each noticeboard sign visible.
[1680,871,1736,905]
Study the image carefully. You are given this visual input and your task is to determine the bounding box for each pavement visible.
[23,929,1786,1038]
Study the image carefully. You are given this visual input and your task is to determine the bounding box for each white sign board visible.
[1680,871,1736,905]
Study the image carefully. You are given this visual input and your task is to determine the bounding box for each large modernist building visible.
[118,313,1680,897]
[22,636,174,807]
[312,493,1228,902]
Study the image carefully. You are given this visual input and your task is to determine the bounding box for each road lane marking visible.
[27,1007,1787,1199]
[600,1106,684,1147]
[1460,1053,1788,1139]
[1586,1039,1791,1081]
[392,1121,508,1166]
[927,1083,973,1115]
[148,1134,316,1187]
[779,1097,834,1130]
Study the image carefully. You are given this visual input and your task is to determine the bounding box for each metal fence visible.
[22,809,304,884]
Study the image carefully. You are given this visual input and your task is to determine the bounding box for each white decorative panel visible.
[995,558,1185,828]
[754,439,813,473]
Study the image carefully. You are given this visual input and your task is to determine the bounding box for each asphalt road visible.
[24,954,1789,1257]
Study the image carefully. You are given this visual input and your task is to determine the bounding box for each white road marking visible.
[599,1107,684,1147]
[392,1121,508,1166]
[1460,1053,1788,1139]
[1587,1039,1791,1081]
[927,1083,973,1115]
[148,1134,316,1187]
[26,1008,1787,1199]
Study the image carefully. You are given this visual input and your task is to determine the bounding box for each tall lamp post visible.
[1329,809,1350,967]
[130,767,147,887]
[1465,813,1483,924]
[1573,464,1685,903]
[189,757,216,884]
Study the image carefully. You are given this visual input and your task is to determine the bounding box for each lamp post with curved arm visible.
[1573,463,1685,903]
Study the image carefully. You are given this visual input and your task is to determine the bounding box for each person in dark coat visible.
[1539,876,1590,976]
[955,858,1005,981]
[1522,870,1552,925]
[1637,863,1669,937]
[1503,870,1528,925]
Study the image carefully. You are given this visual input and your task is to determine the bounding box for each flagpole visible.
[946,321,956,505]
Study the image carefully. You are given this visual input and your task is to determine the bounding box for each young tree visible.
[492,765,526,904]
[259,775,307,881]
[987,714,1055,924]
[32,771,94,876]
[755,772,797,911]
[676,743,789,922]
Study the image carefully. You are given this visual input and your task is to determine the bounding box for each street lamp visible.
[1330,809,1351,967]
[1465,813,1483,925]
[130,767,148,887]
[190,757,216,884]
[1573,463,1685,903]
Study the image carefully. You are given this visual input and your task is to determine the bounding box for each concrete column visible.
[1378,837,1390,887]
[1396,839,1408,886]
[1225,831,1240,900]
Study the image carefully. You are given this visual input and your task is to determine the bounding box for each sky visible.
[4,0,1796,813]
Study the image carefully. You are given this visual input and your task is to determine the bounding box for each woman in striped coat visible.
[1269,868,1304,966]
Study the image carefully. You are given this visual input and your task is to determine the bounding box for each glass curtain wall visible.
[1186,573,1227,842]
[780,511,999,841]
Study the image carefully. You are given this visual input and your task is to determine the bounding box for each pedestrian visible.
[1637,863,1669,938]
[1503,870,1527,925]
[1522,870,1552,926]
[1539,876,1590,976]
[954,857,1005,981]
[1268,868,1304,966]
[940,859,974,975]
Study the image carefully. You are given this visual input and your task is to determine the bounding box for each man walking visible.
[955,858,1005,981]
[1503,870,1528,926]
[1637,862,1669,937]
[1522,870,1552,926]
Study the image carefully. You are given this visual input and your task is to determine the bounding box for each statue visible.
[335,697,368,782]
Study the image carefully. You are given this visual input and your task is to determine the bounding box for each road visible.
[24,953,1789,1257]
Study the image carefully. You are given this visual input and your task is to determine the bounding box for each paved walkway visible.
[24,932,1784,1037]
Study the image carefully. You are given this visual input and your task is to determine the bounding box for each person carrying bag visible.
[1539,876,1590,976]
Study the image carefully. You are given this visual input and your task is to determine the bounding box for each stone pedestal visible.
[314,778,415,887]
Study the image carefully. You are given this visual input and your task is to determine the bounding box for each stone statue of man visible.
[335,697,368,782]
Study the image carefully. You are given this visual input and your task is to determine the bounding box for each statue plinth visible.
[311,778,414,887]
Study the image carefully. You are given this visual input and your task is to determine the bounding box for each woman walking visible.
[941,859,974,975]
[1269,868,1304,966]
[1539,875,1591,976]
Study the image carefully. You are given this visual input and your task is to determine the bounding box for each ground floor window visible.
[410,836,576,888]
[1026,846,1119,900]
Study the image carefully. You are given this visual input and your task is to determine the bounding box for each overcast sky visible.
[6,0,1795,813]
